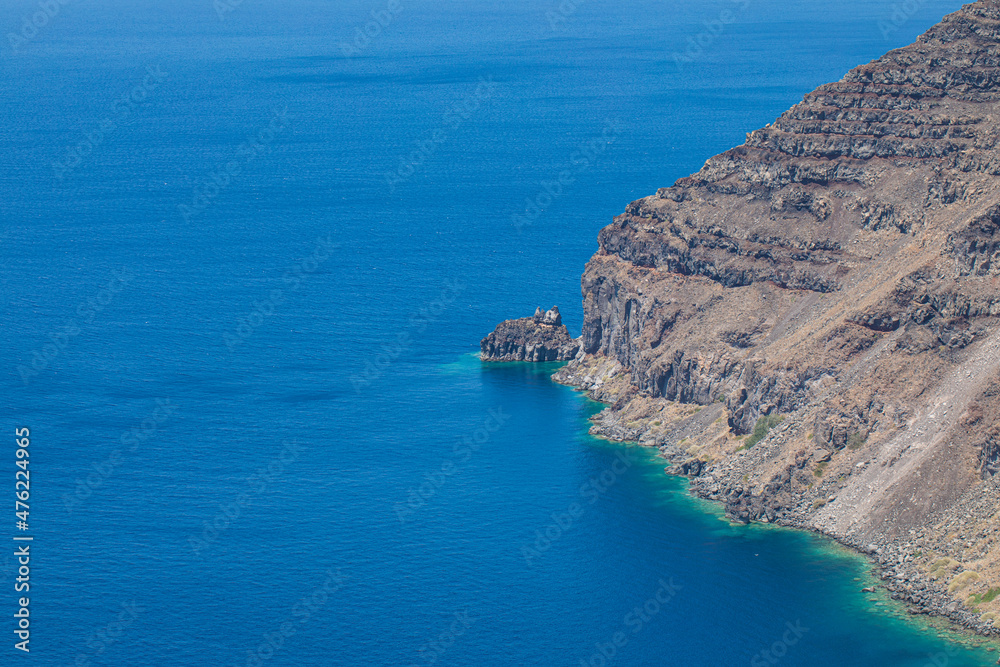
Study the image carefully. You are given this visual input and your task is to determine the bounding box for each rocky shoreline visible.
[688,465,1000,638]
[552,355,1000,639]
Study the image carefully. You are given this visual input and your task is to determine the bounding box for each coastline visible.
[514,2,1000,653]
[548,358,1000,644]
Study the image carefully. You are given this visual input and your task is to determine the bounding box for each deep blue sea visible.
[1,0,997,665]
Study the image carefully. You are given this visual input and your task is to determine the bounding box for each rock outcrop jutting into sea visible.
[481,306,581,361]
[488,0,1000,636]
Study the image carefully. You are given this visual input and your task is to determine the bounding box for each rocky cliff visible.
[554,0,1000,636]
[481,306,581,361]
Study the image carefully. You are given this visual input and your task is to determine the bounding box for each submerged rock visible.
[481,307,580,362]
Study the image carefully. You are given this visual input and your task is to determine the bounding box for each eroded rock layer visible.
[556,0,1000,635]
[481,307,581,361]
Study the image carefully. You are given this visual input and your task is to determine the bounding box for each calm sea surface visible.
[1,0,996,664]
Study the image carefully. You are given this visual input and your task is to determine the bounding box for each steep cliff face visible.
[556,0,1000,635]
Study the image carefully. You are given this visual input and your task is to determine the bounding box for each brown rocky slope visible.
[553,0,1000,636]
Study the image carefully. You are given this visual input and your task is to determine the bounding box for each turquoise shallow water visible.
[1,0,997,664]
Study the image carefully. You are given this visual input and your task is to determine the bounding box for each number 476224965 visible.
[15,428,29,527]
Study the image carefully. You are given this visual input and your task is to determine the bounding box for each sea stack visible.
[480,306,580,361]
